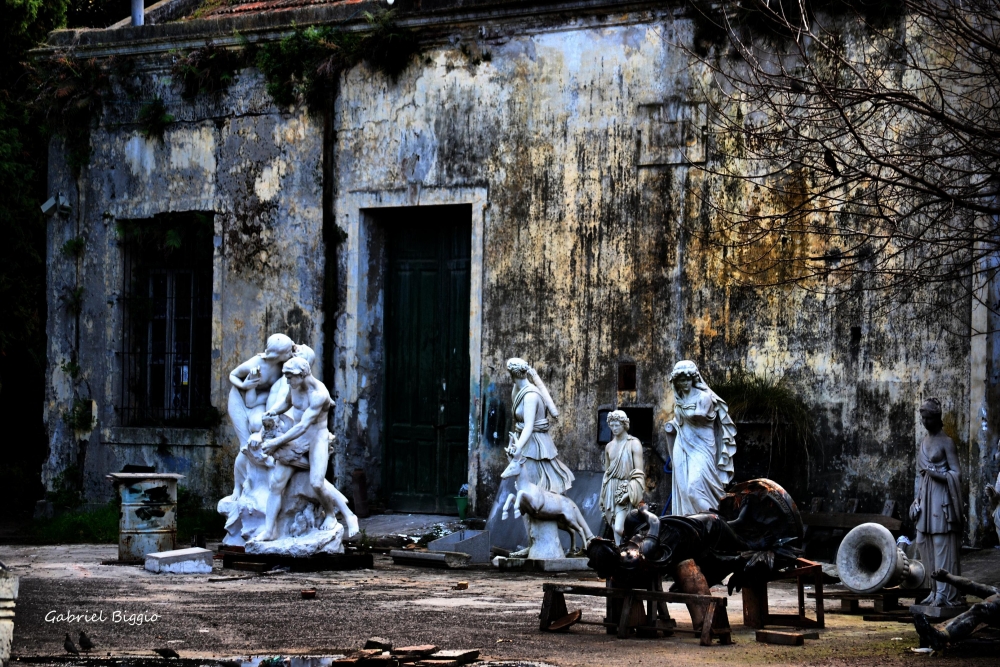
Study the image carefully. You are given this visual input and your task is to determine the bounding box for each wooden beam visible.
[800,512,901,530]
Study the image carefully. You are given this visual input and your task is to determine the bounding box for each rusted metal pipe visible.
[131,0,144,26]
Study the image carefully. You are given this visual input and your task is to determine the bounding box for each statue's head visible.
[293,343,316,367]
[500,457,523,479]
[607,409,630,433]
[263,334,295,361]
[506,357,530,380]
[669,360,702,385]
[920,397,943,433]
[282,356,312,384]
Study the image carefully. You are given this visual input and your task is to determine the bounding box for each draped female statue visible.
[505,358,574,495]
[664,360,737,516]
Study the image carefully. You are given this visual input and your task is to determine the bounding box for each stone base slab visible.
[493,556,591,572]
[909,604,969,619]
[145,547,214,574]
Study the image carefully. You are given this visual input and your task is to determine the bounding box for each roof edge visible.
[33,0,674,59]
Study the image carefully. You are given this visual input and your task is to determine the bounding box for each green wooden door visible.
[384,206,471,513]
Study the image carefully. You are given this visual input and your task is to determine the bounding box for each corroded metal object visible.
[107,473,183,563]
[587,478,803,592]
[837,522,926,594]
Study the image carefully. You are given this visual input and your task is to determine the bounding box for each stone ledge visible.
[102,426,217,447]
[34,0,670,56]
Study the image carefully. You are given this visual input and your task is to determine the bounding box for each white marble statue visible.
[218,336,358,556]
[664,360,737,516]
[910,397,964,606]
[500,357,581,558]
[987,471,1000,546]
[599,410,646,544]
[500,456,593,558]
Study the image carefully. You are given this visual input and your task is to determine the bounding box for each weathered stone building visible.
[37,0,1000,545]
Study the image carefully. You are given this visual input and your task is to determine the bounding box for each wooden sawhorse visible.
[539,583,732,645]
[741,558,825,629]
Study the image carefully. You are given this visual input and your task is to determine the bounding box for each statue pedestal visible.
[246,523,345,557]
[527,519,566,559]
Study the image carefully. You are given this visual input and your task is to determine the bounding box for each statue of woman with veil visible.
[664,360,737,516]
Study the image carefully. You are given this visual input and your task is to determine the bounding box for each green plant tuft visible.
[60,358,81,379]
[62,398,93,431]
[60,236,85,258]
[27,55,115,175]
[137,98,175,141]
[171,42,247,99]
[255,9,419,111]
[46,464,85,512]
[709,370,816,460]
[31,500,120,544]
[63,285,85,315]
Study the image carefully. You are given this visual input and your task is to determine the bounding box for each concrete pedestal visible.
[0,570,18,667]
[145,548,214,574]
[527,520,565,559]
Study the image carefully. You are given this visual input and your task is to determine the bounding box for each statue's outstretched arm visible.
[932,569,999,599]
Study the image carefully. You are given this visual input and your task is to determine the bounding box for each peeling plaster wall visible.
[331,11,985,540]
[40,3,996,543]
[43,66,326,505]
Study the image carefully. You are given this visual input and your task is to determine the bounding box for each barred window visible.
[119,212,215,427]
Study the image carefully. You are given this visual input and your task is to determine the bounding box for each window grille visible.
[119,213,214,427]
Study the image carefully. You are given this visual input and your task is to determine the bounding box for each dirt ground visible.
[3,522,999,667]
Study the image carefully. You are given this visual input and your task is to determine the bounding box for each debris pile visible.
[333,640,479,667]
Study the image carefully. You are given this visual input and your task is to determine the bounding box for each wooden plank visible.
[742,582,766,629]
[428,650,479,664]
[539,590,567,631]
[699,601,716,646]
[800,512,901,530]
[547,610,582,632]
[542,583,725,605]
[618,593,634,639]
[756,630,804,646]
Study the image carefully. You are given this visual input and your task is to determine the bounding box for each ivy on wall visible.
[27,55,113,175]
[252,9,420,109]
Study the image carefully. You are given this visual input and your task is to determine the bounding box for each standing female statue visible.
[664,360,737,516]
[910,397,963,607]
[505,358,574,495]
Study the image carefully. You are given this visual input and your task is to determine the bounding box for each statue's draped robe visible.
[914,441,963,605]
[512,384,574,495]
[600,435,646,525]
[670,387,737,516]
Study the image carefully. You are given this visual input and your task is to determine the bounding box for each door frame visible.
[336,187,487,512]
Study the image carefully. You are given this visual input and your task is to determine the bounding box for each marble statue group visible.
[213,336,983,649]
[218,333,358,556]
[498,356,741,561]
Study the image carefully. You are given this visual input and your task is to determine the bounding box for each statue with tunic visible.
[600,410,646,544]
[909,397,964,607]
[218,334,358,556]
[505,358,574,496]
[664,361,737,516]
[500,357,583,559]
